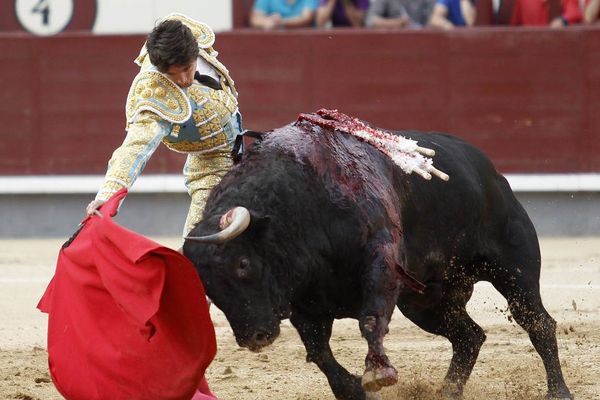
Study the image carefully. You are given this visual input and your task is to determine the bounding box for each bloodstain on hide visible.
[261,110,413,286]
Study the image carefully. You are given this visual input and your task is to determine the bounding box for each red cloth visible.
[511,0,582,25]
[38,189,217,400]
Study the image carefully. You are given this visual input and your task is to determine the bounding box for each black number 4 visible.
[32,0,50,26]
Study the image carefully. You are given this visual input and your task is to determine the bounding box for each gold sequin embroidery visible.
[183,152,232,235]
[171,124,181,138]
[97,112,166,201]
[162,135,228,153]
[126,70,191,124]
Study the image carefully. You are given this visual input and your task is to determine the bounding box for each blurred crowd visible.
[248,0,600,30]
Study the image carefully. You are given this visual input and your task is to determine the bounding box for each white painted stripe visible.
[0,175,186,194]
[506,173,600,192]
[0,173,599,194]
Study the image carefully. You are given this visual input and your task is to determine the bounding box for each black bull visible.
[183,114,572,400]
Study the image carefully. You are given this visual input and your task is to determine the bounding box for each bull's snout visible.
[251,330,272,348]
[237,326,280,352]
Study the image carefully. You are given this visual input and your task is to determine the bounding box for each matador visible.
[90,13,241,235]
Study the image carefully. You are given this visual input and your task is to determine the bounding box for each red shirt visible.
[511,0,583,25]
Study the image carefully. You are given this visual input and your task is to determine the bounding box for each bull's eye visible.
[237,257,250,278]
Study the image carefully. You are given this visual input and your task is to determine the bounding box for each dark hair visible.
[146,19,199,72]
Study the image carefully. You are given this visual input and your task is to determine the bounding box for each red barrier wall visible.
[1,27,599,176]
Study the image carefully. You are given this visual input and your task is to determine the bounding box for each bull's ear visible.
[247,212,272,236]
[188,214,221,237]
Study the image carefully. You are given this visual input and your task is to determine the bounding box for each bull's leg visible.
[491,277,573,399]
[488,216,572,400]
[290,312,368,400]
[358,260,401,392]
[399,286,486,399]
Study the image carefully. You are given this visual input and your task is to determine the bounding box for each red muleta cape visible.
[37,189,217,400]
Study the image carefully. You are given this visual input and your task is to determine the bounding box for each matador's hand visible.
[86,199,105,216]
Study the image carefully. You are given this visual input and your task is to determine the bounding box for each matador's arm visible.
[96,112,170,202]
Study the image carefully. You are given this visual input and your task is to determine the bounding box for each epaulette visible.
[134,13,215,67]
[162,13,215,49]
[198,51,238,98]
[174,13,236,95]
[132,14,237,98]
[125,70,191,124]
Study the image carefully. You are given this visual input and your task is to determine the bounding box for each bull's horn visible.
[185,207,251,244]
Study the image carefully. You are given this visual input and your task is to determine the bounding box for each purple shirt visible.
[320,0,370,26]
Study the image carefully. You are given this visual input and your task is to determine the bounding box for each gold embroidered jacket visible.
[95,13,241,235]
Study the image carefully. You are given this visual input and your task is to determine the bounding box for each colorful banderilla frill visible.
[298,109,450,181]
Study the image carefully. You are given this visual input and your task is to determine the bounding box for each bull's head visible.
[184,207,287,352]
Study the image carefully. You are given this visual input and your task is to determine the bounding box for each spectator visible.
[403,0,438,25]
[510,0,582,27]
[584,0,600,23]
[366,0,436,28]
[428,0,476,29]
[474,0,514,25]
[250,0,319,30]
[316,0,370,27]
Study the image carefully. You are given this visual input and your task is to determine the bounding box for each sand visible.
[1,237,599,400]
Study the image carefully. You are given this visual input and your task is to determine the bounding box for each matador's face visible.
[163,59,197,89]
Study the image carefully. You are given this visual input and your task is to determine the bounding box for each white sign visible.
[6,0,232,35]
[93,0,232,34]
[15,0,75,36]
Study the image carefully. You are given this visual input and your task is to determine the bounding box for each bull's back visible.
[396,131,539,281]
[399,130,507,224]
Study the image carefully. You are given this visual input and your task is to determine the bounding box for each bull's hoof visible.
[437,381,463,400]
[361,366,398,392]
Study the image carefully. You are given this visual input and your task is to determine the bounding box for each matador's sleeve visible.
[95,112,171,202]
[183,150,233,236]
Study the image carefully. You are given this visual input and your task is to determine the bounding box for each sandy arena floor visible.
[0,237,599,400]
